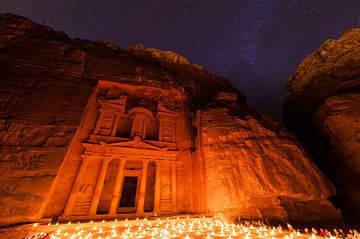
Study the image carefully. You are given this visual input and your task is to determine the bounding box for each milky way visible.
[1,0,359,120]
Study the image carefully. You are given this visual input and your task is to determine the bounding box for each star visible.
[1,0,359,120]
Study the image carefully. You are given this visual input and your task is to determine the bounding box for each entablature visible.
[98,96,127,113]
[82,142,178,160]
[87,134,177,151]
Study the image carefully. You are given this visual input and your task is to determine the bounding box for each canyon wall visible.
[284,28,360,221]
[194,97,338,223]
[0,13,340,226]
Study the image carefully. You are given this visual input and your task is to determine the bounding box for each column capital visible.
[80,155,93,162]
[155,160,164,165]
[102,156,112,164]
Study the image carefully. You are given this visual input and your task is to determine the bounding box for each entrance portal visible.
[119,176,138,212]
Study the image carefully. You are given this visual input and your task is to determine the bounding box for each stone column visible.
[142,118,148,139]
[154,160,161,212]
[158,120,163,141]
[111,113,120,136]
[171,161,177,212]
[171,121,176,142]
[63,155,92,216]
[88,156,111,215]
[137,160,149,214]
[109,158,127,214]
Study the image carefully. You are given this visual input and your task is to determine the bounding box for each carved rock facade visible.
[45,81,188,220]
[0,14,340,226]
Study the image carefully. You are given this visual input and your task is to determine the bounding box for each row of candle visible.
[24,216,359,239]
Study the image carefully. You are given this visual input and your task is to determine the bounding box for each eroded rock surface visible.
[0,13,339,226]
[315,93,360,213]
[0,13,239,226]
[284,28,360,219]
[194,100,338,223]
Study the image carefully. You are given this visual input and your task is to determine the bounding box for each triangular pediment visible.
[107,139,166,151]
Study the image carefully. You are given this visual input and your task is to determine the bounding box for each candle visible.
[20,216,359,239]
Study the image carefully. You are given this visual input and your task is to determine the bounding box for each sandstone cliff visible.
[0,13,339,226]
[194,99,338,223]
[284,28,360,220]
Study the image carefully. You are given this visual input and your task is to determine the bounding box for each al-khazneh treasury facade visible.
[44,80,198,220]
[43,80,339,222]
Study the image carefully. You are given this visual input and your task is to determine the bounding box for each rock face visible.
[194,99,338,223]
[284,28,360,219]
[0,13,339,226]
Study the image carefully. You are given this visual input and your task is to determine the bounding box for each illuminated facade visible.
[45,80,193,220]
[43,80,339,223]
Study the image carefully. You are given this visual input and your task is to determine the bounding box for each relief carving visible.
[94,96,128,136]
[129,107,153,139]
[160,184,172,212]
[162,121,173,142]
[94,110,115,136]
[73,184,95,215]
[160,184,171,200]
[157,101,177,142]
[132,116,145,138]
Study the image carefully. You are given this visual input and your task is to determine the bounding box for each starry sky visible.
[1,1,359,120]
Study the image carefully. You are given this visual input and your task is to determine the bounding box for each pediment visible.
[107,139,166,151]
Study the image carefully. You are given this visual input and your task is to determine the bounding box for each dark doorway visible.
[119,176,138,207]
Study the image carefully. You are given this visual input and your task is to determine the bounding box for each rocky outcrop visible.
[284,28,360,219]
[314,93,360,215]
[194,97,339,223]
[0,13,339,226]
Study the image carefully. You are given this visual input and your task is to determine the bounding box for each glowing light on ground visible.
[24,216,359,239]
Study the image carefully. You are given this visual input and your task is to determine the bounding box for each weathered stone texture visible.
[314,93,360,211]
[284,28,360,218]
[0,13,239,226]
[284,28,360,137]
[0,13,340,226]
[195,104,338,222]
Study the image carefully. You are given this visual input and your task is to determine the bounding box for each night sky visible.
[1,1,359,120]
